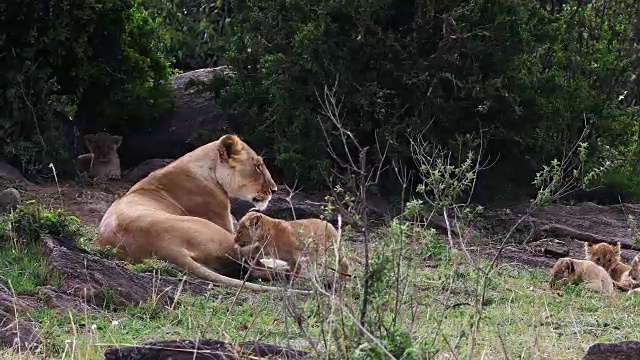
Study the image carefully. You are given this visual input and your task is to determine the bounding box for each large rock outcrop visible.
[41,235,212,308]
[583,340,640,360]
[119,67,241,170]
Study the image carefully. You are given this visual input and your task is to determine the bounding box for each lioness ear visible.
[111,135,123,149]
[218,134,242,163]
[84,134,95,150]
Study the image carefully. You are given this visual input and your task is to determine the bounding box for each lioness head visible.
[215,134,277,210]
[549,258,575,288]
[85,132,122,163]
[584,242,620,271]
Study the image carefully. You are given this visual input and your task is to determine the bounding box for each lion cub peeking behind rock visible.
[584,242,639,291]
[550,258,614,294]
[76,132,123,180]
[234,211,351,283]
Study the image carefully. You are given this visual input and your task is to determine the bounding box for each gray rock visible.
[41,235,212,308]
[529,238,570,258]
[0,160,29,184]
[229,190,374,229]
[0,311,41,352]
[0,188,21,213]
[583,340,640,360]
[119,67,242,170]
[123,158,175,183]
[0,289,41,352]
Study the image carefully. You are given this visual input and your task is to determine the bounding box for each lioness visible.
[98,134,309,293]
[584,241,638,291]
[234,211,351,282]
[77,132,123,180]
[549,258,614,294]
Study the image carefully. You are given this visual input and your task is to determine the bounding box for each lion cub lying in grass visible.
[584,241,640,292]
[234,211,351,284]
[76,132,122,180]
[549,258,614,295]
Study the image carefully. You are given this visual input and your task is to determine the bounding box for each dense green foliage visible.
[0,0,172,179]
[2,0,640,198]
[214,0,639,189]
[142,0,229,70]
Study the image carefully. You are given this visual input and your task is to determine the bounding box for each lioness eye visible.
[255,164,261,173]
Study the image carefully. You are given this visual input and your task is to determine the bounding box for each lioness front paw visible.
[108,172,121,180]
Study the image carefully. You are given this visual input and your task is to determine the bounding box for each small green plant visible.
[90,245,120,261]
[626,214,640,247]
[416,228,448,261]
[532,137,615,206]
[127,257,187,278]
[7,200,81,244]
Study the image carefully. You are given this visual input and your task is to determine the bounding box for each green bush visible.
[0,0,173,180]
[142,0,229,70]
[218,0,638,191]
[6,200,81,244]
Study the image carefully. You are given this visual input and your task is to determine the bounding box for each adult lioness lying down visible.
[97,134,309,293]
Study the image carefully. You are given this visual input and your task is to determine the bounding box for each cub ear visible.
[111,135,123,149]
[247,212,263,227]
[615,241,622,255]
[584,242,593,256]
[567,259,575,274]
[84,134,95,150]
[218,134,242,163]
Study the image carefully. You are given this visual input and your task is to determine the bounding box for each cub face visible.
[84,132,122,163]
[550,258,575,287]
[234,211,266,249]
[584,242,621,271]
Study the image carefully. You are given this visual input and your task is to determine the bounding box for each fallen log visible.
[539,224,640,252]
[103,339,308,360]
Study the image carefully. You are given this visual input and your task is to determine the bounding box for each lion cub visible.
[584,241,638,290]
[234,211,350,282]
[626,255,640,295]
[76,132,123,180]
[549,258,614,294]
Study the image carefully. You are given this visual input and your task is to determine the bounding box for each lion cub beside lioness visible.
[234,211,351,282]
[550,258,614,294]
[76,132,122,180]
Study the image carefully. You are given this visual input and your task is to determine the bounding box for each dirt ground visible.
[12,179,640,272]
[20,180,131,225]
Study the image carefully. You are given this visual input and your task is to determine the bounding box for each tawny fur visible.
[234,211,351,282]
[97,134,309,294]
[626,254,640,295]
[584,242,638,291]
[76,132,123,180]
[549,258,614,294]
